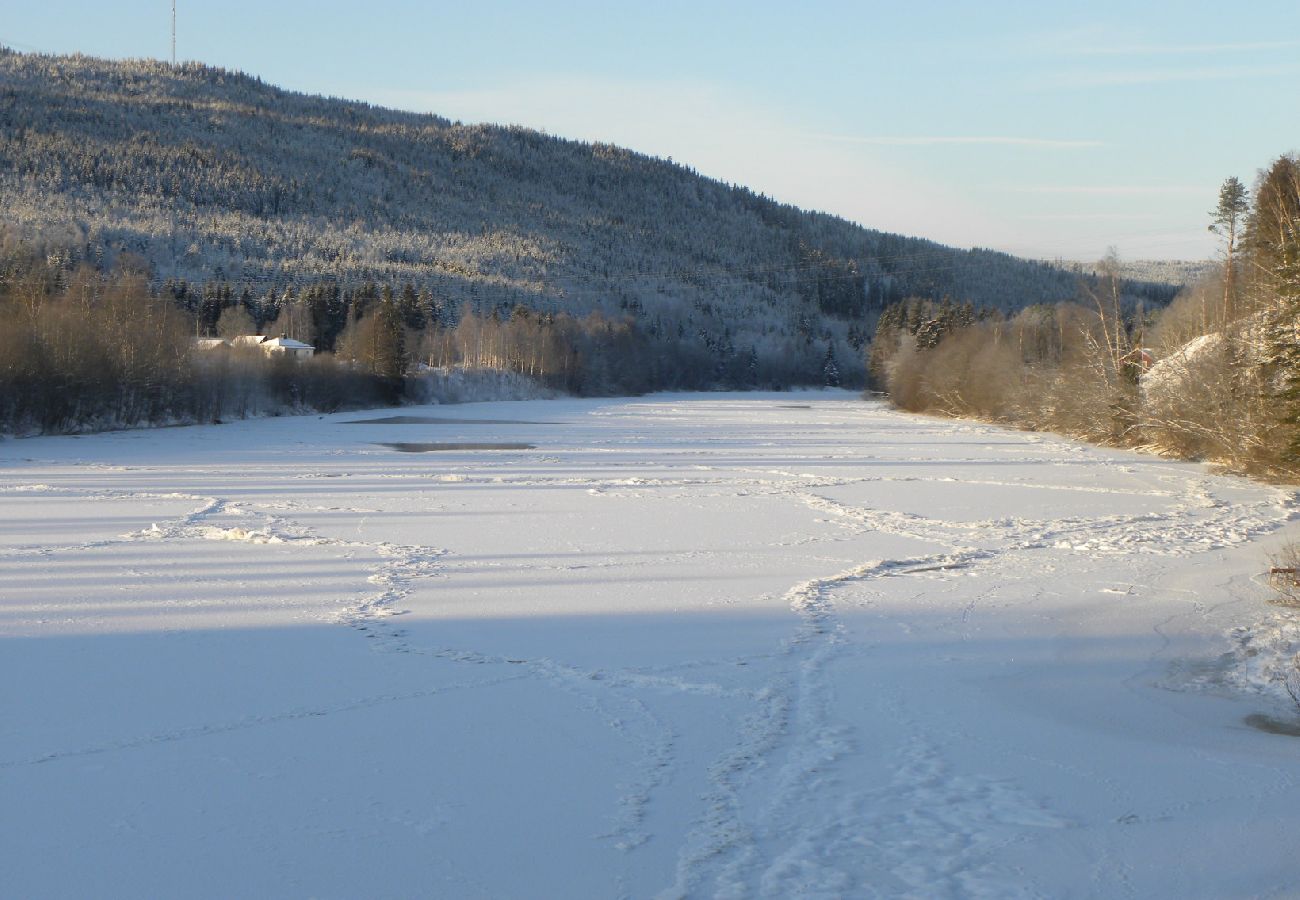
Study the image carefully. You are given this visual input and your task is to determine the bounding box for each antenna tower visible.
[171,2,176,66]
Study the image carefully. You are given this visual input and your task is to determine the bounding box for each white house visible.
[259,336,315,359]
[232,335,315,359]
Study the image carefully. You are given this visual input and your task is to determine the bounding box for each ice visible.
[3,392,1300,897]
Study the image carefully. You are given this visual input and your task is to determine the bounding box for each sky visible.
[3,1,1298,261]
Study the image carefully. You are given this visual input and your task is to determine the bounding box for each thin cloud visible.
[1011,185,1205,196]
[1073,39,1300,56]
[1021,26,1300,59]
[1019,213,1161,222]
[1046,62,1299,88]
[811,134,1104,149]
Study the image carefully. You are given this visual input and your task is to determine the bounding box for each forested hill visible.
[0,49,1173,383]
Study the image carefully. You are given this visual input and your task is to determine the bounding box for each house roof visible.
[260,337,314,350]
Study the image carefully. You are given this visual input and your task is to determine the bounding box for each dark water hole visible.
[346,416,555,425]
[1244,713,1300,736]
[379,442,536,453]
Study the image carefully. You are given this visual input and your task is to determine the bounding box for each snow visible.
[1141,332,1227,405]
[3,392,1300,898]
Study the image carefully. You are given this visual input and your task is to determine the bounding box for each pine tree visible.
[1209,176,1250,324]
[822,345,840,387]
[371,296,407,379]
[398,282,424,330]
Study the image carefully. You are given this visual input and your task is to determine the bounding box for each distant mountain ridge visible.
[0,48,1183,381]
[1050,258,1214,287]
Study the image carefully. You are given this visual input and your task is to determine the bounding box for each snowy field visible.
[4,392,1300,899]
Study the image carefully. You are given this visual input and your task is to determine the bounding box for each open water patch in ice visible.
[1243,713,1300,736]
[346,415,555,425]
[377,442,536,452]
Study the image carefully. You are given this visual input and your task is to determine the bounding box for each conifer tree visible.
[1251,156,1300,458]
[822,345,841,387]
[1209,176,1250,324]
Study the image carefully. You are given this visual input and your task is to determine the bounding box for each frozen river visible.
[4,392,1300,897]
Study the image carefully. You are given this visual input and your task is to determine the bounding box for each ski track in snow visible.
[658,528,1050,897]
[4,395,1300,897]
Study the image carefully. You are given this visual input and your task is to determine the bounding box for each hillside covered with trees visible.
[0,48,1184,433]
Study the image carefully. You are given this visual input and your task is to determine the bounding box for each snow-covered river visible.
[4,393,1300,898]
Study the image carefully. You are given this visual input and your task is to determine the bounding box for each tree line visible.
[0,240,850,434]
[868,154,1300,478]
[0,251,404,433]
[1,46,1190,400]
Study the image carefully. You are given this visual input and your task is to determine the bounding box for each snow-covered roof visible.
[260,337,314,350]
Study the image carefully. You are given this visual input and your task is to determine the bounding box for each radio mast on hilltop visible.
[171,1,176,66]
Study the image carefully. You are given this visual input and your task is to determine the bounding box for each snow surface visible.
[1140,332,1227,407]
[4,392,1300,898]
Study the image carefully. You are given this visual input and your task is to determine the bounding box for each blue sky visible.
[4,1,1298,260]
